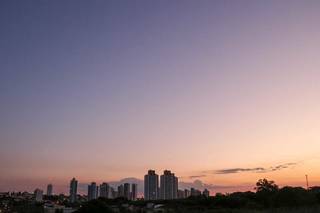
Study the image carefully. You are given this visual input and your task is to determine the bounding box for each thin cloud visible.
[179,179,254,193]
[270,163,297,171]
[212,162,297,175]
[215,167,266,174]
[188,175,207,179]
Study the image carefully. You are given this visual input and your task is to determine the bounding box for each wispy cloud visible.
[211,162,298,175]
[179,179,253,193]
[270,163,297,171]
[188,175,207,179]
[215,167,266,174]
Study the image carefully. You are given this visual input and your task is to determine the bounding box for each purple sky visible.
[1,0,320,194]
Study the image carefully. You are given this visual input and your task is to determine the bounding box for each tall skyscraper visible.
[99,182,110,198]
[110,187,116,199]
[47,184,53,196]
[34,188,43,202]
[131,183,138,201]
[118,184,124,197]
[69,178,78,203]
[160,170,178,200]
[124,183,131,200]
[144,170,159,200]
[88,182,98,201]
[174,174,178,199]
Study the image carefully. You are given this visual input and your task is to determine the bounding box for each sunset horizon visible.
[1,0,320,204]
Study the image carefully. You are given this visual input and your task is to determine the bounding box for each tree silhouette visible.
[255,178,279,193]
[255,179,279,207]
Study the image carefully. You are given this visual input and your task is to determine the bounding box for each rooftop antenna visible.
[305,175,309,190]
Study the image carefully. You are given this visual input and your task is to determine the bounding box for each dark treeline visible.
[76,179,320,213]
[208,179,320,209]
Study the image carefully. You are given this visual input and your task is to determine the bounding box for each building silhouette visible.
[184,189,190,198]
[69,178,78,203]
[144,170,159,200]
[191,187,201,196]
[160,170,178,200]
[88,182,98,201]
[99,182,111,198]
[131,183,138,201]
[110,187,117,199]
[34,188,43,202]
[178,189,185,199]
[203,188,210,197]
[124,183,131,200]
[46,184,53,196]
[118,184,124,197]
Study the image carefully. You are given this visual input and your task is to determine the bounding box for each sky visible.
[1,0,320,195]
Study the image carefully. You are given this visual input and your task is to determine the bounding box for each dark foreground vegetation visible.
[76,179,320,213]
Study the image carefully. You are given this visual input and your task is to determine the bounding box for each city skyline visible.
[8,170,213,200]
[1,0,320,195]
[0,168,316,197]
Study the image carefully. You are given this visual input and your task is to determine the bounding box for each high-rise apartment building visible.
[99,182,110,198]
[144,170,159,200]
[110,187,116,199]
[69,178,78,203]
[34,188,43,202]
[47,184,53,196]
[118,184,124,197]
[160,170,178,200]
[88,182,98,201]
[124,183,131,200]
[131,183,138,201]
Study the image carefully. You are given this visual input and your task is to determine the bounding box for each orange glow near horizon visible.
[1,0,320,195]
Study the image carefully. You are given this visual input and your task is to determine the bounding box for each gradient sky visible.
[1,0,320,194]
